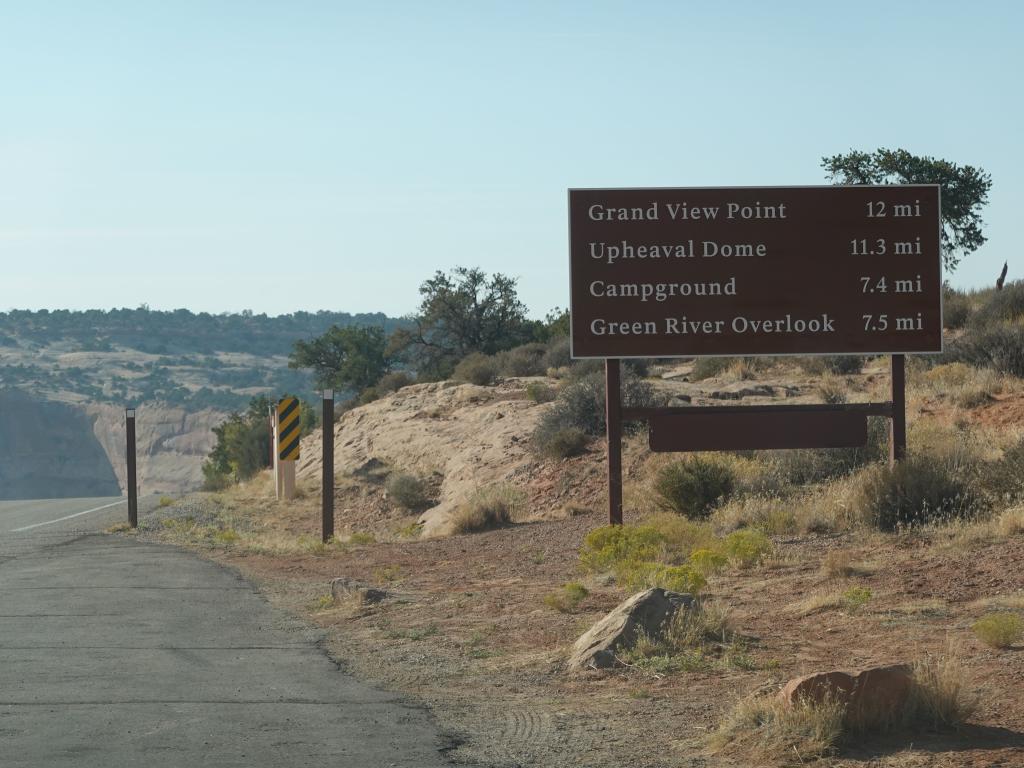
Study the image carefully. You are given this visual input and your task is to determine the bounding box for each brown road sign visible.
[569,185,943,358]
[277,397,301,462]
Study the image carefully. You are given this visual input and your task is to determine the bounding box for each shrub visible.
[376,371,414,393]
[969,280,1024,328]
[543,581,589,612]
[533,426,589,459]
[385,472,434,511]
[358,386,381,404]
[853,455,985,531]
[943,288,972,329]
[763,417,888,486]
[531,370,660,441]
[972,612,1024,648]
[950,324,1024,377]
[541,336,571,371]
[617,561,706,594]
[579,524,666,573]
[498,342,548,376]
[642,514,716,557]
[652,457,736,519]
[721,529,772,568]
[158,495,174,507]
[453,352,501,385]
[980,437,1024,502]
[525,381,556,403]
[451,484,523,533]
[841,586,872,612]
[689,548,728,576]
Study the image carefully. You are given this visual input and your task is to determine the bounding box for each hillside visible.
[0,307,403,498]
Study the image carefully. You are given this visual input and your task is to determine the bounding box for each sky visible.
[1,1,1021,319]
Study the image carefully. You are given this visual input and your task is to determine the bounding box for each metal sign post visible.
[569,185,942,524]
[125,407,138,528]
[321,390,334,543]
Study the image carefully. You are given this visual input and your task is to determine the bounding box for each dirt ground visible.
[131,493,1024,768]
[128,365,1024,767]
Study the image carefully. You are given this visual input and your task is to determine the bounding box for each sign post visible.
[321,390,334,543]
[276,396,300,501]
[125,407,138,528]
[569,185,943,524]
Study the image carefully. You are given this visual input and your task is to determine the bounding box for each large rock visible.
[778,664,914,726]
[568,588,694,671]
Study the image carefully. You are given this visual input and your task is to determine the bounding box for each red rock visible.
[778,670,856,707]
[778,664,914,728]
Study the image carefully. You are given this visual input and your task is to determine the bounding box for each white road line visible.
[11,500,127,532]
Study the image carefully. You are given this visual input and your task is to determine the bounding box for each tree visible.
[822,148,992,272]
[389,267,531,379]
[288,325,391,393]
[202,396,273,488]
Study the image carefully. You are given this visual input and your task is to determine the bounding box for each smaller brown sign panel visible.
[649,410,868,452]
[569,185,943,358]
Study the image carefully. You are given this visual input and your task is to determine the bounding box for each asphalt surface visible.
[0,497,459,767]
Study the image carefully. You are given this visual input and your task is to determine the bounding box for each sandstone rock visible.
[778,664,914,726]
[568,588,694,671]
[330,577,387,605]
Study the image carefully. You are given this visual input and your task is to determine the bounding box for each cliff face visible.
[0,390,121,500]
[0,390,225,500]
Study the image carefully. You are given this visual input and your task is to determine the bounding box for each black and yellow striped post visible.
[276,396,300,500]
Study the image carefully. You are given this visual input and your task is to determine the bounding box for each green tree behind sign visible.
[822,148,991,273]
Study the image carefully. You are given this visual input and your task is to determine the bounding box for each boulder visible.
[330,577,388,605]
[708,383,775,400]
[568,588,694,671]
[778,664,914,726]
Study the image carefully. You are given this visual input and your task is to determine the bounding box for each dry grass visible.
[820,549,871,579]
[710,693,845,762]
[969,593,1024,612]
[542,581,589,613]
[816,373,849,405]
[788,587,873,617]
[450,484,524,534]
[906,653,978,729]
[916,362,1012,409]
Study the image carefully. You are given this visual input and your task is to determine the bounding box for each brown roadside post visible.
[889,354,907,466]
[605,359,623,525]
[321,389,334,543]
[125,407,138,528]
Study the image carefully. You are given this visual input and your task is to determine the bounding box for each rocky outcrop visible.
[296,380,550,538]
[87,402,225,495]
[568,588,694,671]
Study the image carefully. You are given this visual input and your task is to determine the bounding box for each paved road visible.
[0,498,458,767]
